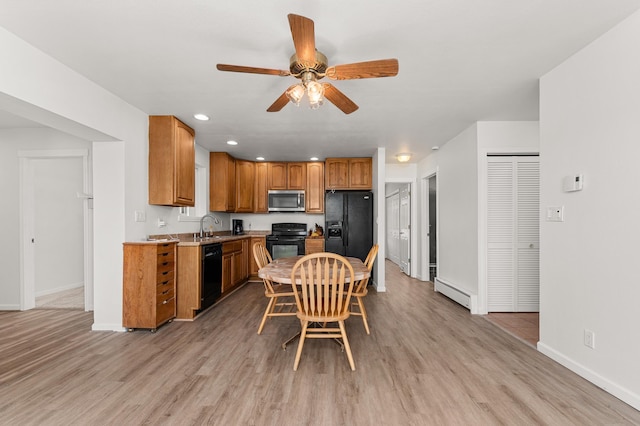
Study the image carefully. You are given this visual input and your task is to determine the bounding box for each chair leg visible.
[356,296,370,335]
[338,320,355,371]
[257,297,276,335]
[293,320,309,371]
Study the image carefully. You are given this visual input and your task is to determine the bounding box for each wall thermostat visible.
[563,174,583,192]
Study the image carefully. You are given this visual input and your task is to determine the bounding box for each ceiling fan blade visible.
[288,14,316,67]
[217,64,290,77]
[325,59,399,80]
[323,84,359,114]
[267,91,290,112]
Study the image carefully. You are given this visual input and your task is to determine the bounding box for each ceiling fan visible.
[216,14,399,114]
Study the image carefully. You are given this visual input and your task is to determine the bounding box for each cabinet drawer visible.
[156,297,175,323]
[157,281,175,298]
[157,260,175,276]
[223,240,242,254]
[157,248,175,264]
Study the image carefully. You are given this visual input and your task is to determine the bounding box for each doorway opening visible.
[19,149,92,311]
[385,182,412,276]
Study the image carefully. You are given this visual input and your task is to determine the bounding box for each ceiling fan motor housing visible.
[289,51,328,79]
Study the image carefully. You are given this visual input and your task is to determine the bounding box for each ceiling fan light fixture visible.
[306,80,324,108]
[286,84,305,105]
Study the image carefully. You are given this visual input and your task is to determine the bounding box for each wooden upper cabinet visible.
[254,162,268,213]
[210,152,236,212]
[325,157,372,190]
[325,158,350,189]
[235,160,255,213]
[267,162,307,190]
[267,162,287,189]
[287,163,307,190]
[348,158,373,189]
[148,116,195,206]
[306,162,324,213]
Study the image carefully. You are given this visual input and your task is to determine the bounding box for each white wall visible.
[373,148,386,292]
[538,10,640,409]
[0,25,148,330]
[436,124,479,296]
[33,157,84,295]
[0,128,91,309]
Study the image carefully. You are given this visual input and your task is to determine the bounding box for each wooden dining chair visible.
[350,244,379,334]
[253,242,297,335]
[290,252,356,371]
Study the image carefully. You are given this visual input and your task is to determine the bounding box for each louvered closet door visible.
[487,157,539,312]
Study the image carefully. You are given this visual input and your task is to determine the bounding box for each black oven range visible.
[265,223,307,260]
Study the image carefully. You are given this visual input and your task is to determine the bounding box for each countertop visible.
[146,230,271,247]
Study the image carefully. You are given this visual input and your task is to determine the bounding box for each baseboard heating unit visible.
[434,277,477,312]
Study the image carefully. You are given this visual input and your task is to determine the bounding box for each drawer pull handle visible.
[162,280,170,285]
[162,271,169,276]
[162,300,168,304]
[162,290,169,295]
[162,262,169,266]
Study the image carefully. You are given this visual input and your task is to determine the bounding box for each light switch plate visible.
[546,206,564,222]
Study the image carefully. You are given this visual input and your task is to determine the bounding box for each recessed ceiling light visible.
[194,113,210,121]
[310,157,319,161]
[227,140,238,146]
[432,146,440,151]
[256,156,265,161]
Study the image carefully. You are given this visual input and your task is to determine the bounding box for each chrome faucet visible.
[199,213,218,238]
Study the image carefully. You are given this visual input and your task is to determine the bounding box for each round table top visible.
[258,255,370,284]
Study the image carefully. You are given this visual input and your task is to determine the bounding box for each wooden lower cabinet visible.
[123,241,177,331]
[176,244,201,320]
[305,238,325,255]
[249,236,266,280]
[222,239,249,293]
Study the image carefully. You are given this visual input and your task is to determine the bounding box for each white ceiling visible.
[1,1,639,163]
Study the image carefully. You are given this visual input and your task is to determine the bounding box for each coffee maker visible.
[232,219,244,235]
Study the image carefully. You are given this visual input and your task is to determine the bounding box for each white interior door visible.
[385,191,400,264]
[399,184,411,275]
[487,156,539,312]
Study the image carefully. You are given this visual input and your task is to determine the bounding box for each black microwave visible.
[268,190,305,212]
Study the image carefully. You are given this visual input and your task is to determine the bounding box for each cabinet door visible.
[210,152,236,212]
[349,158,372,189]
[232,251,244,286]
[306,162,324,213]
[267,162,287,189]
[325,158,349,189]
[222,253,232,293]
[287,163,307,189]
[254,162,268,213]
[149,116,195,207]
[235,160,255,212]
[174,120,195,205]
[249,237,266,277]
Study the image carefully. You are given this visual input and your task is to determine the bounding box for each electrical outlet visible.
[584,329,595,349]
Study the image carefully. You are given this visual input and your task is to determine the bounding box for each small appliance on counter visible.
[232,219,244,235]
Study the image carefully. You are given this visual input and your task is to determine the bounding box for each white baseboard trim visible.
[434,277,478,313]
[0,304,20,310]
[36,282,84,297]
[538,342,640,411]
[91,323,126,332]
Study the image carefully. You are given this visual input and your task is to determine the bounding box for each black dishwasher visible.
[198,243,222,314]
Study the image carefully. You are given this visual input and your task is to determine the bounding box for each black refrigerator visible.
[325,191,373,262]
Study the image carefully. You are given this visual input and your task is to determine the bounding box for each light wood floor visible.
[1,260,638,425]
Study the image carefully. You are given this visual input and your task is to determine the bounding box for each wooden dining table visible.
[258,255,371,285]
[257,254,371,350]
